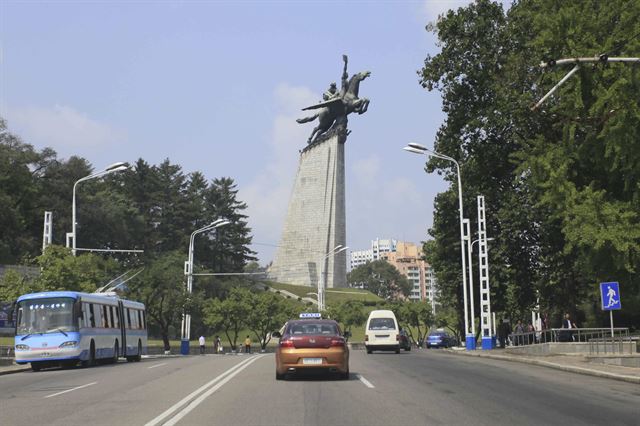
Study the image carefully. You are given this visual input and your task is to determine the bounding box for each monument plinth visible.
[268,55,370,289]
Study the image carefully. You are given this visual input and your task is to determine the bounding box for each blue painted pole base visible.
[481,335,496,350]
[465,334,476,350]
[180,339,190,355]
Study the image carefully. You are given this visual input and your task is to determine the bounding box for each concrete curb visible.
[0,366,31,376]
[444,349,640,384]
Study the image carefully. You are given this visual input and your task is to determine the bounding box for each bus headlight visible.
[15,344,29,351]
[59,341,78,348]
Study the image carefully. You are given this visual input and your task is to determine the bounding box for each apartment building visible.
[384,242,438,309]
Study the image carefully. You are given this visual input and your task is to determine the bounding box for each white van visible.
[364,310,400,354]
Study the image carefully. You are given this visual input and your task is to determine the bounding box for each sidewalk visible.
[445,348,640,384]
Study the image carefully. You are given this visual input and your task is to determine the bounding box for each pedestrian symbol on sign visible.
[605,285,618,308]
[600,282,621,311]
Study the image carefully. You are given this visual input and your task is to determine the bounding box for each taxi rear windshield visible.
[369,318,396,330]
[287,322,338,335]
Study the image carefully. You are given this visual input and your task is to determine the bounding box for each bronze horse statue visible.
[297,69,371,144]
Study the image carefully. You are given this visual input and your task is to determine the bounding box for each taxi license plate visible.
[302,358,322,365]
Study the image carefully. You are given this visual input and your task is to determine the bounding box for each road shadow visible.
[281,371,355,382]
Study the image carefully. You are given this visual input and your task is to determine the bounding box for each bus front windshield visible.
[16,297,77,336]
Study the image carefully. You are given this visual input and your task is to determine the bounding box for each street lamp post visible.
[67,162,129,256]
[463,219,475,338]
[180,218,230,355]
[318,245,349,311]
[404,143,475,349]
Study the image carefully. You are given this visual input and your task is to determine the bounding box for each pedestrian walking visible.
[199,335,206,355]
[560,313,576,342]
[244,335,251,353]
[514,320,525,346]
[527,321,536,344]
[214,335,221,354]
[498,319,510,349]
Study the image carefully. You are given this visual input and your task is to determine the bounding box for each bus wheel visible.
[135,341,142,362]
[31,362,42,372]
[82,341,96,367]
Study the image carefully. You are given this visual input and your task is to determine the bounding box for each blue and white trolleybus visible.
[14,291,147,371]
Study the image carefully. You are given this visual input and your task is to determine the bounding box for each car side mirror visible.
[271,331,282,338]
[343,331,351,338]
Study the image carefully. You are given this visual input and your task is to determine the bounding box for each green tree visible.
[126,251,189,351]
[35,245,119,293]
[245,291,295,350]
[326,300,366,338]
[402,301,435,346]
[0,269,43,302]
[419,0,640,330]
[347,260,412,300]
[203,287,251,351]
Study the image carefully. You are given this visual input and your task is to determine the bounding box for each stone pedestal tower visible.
[267,55,370,289]
[268,126,347,288]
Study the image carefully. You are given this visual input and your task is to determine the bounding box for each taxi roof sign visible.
[299,312,322,319]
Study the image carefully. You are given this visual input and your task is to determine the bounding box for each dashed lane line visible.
[148,363,167,369]
[357,374,375,389]
[44,382,97,399]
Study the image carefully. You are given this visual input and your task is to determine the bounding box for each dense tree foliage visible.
[0,118,258,346]
[420,0,640,332]
[347,260,412,300]
[325,299,367,337]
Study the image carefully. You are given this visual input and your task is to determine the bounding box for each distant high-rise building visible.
[349,238,397,270]
[383,242,439,310]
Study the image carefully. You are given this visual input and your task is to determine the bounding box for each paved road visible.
[1,350,638,425]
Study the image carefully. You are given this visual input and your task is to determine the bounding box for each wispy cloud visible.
[240,83,318,263]
[421,0,474,23]
[5,104,125,155]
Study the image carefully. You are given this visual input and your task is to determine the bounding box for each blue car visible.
[426,331,456,348]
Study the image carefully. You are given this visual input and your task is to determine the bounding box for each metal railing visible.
[508,327,631,352]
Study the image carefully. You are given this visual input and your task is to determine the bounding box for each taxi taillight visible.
[364,335,368,341]
[396,334,400,341]
[280,339,295,348]
[330,338,345,347]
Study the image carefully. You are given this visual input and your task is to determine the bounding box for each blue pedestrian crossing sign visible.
[600,282,621,311]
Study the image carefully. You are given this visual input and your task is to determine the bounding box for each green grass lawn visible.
[266,281,381,304]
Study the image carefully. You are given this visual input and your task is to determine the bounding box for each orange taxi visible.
[273,313,350,380]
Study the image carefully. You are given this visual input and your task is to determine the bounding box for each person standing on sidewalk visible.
[199,335,206,355]
[244,335,251,353]
[561,313,577,342]
[214,335,221,354]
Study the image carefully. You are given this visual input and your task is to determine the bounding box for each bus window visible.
[94,305,102,328]
[141,311,146,329]
[137,310,142,330]
[131,310,138,329]
[102,305,109,328]
[127,309,131,329]
[89,303,96,328]
[111,306,118,328]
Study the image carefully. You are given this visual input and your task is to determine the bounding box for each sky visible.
[1,0,482,266]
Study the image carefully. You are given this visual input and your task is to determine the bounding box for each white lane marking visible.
[162,355,264,426]
[144,355,264,426]
[44,382,97,399]
[148,363,167,369]
[357,374,375,389]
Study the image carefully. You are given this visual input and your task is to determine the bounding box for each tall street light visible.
[67,162,129,256]
[180,218,230,355]
[404,143,474,349]
[318,245,349,311]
